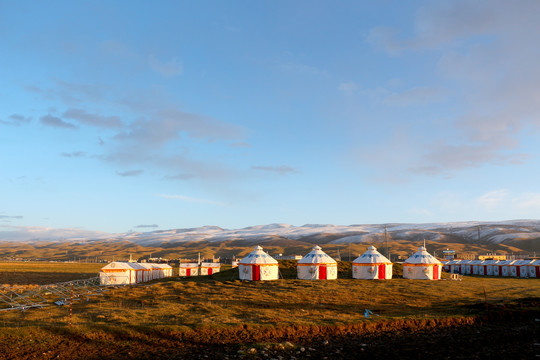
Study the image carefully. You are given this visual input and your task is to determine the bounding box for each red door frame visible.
[378,264,386,279]
[319,265,327,280]
[252,265,260,280]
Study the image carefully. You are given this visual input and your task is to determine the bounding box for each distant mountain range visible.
[1,220,538,261]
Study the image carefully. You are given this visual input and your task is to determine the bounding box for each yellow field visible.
[0,261,103,285]
[0,262,538,330]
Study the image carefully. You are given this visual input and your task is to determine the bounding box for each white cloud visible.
[364,1,540,177]
[0,226,110,242]
[476,189,509,211]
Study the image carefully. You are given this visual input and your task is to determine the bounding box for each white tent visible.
[153,263,173,278]
[470,260,484,275]
[139,263,159,281]
[100,262,142,285]
[528,260,540,278]
[484,260,500,276]
[499,260,516,276]
[352,246,392,280]
[238,246,279,281]
[462,260,473,275]
[450,259,464,274]
[179,263,199,277]
[403,246,442,280]
[297,246,338,280]
[200,262,221,275]
[511,260,534,278]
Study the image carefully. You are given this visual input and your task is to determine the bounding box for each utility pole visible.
[384,224,389,258]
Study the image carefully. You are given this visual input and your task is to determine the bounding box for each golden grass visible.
[0,262,104,285]
[0,263,538,330]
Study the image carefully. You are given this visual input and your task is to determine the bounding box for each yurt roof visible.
[531,259,540,265]
[403,246,442,265]
[352,246,391,264]
[298,245,337,264]
[239,246,278,265]
[483,260,499,265]
[201,262,220,267]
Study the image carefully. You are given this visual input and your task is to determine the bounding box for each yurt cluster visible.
[99,244,539,285]
[443,258,540,278]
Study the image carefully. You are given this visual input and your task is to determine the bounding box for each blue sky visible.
[2,1,540,240]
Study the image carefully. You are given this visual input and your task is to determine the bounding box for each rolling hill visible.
[0,220,538,262]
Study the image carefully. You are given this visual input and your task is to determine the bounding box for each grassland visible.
[0,261,538,359]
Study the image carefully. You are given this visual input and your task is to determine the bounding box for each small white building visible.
[297,246,338,280]
[484,260,500,276]
[403,246,442,280]
[179,263,199,277]
[528,260,540,278]
[200,262,221,275]
[100,262,144,285]
[352,246,392,280]
[238,246,279,281]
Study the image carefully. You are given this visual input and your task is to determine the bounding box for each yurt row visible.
[237,245,443,281]
[100,262,173,285]
[443,259,540,278]
[179,262,221,277]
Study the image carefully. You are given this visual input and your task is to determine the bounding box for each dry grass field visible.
[0,262,103,285]
[0,261,538,359]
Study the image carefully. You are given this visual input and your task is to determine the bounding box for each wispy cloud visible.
[0,226,110,242]
[364,1,540,177]
[63,108,122,128]
[0,114,32,126]
[134,224,159,229]
[61,151,86,158]
[40,115,77,129]
[251,165,298,175]
[116,169,144,177]
[156,193,226,206]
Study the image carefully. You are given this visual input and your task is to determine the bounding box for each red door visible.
[186,268,191,276]
[378,264,386,279]
[536,266,540,277]
[252,265,260,281]
[319,265,327,280]
[433,265,439,280]
[208,268,213,275]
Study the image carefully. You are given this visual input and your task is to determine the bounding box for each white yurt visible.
[200,262,221,275]
[100,262,141,285]
[238,246,279,281]
[403,246,442,280]
[297,245,338,280]
[179,263,199,277]
[528,260,540,278]
[352,246,392,280]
